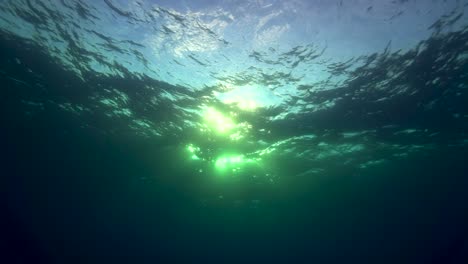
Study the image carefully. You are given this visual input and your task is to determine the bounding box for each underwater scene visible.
[1,0,468,263]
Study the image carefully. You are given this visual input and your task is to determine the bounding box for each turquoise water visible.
[1,1,468,263]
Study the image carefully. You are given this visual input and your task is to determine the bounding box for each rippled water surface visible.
[2,0,468,263]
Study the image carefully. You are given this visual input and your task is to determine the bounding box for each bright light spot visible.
[222,96,259,111]
[187,144,199,153]
[203,107,236,134]
[214,154,259,173]
[215,158,228,169]
[186,144,201,160]
[237,99,258,111]
[229,156,242,163]
[215,155,247,170]
[216,85,282,111]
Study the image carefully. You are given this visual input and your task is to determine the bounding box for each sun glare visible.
[203,107,236,134]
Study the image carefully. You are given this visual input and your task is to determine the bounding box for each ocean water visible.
[1,0,468,263]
